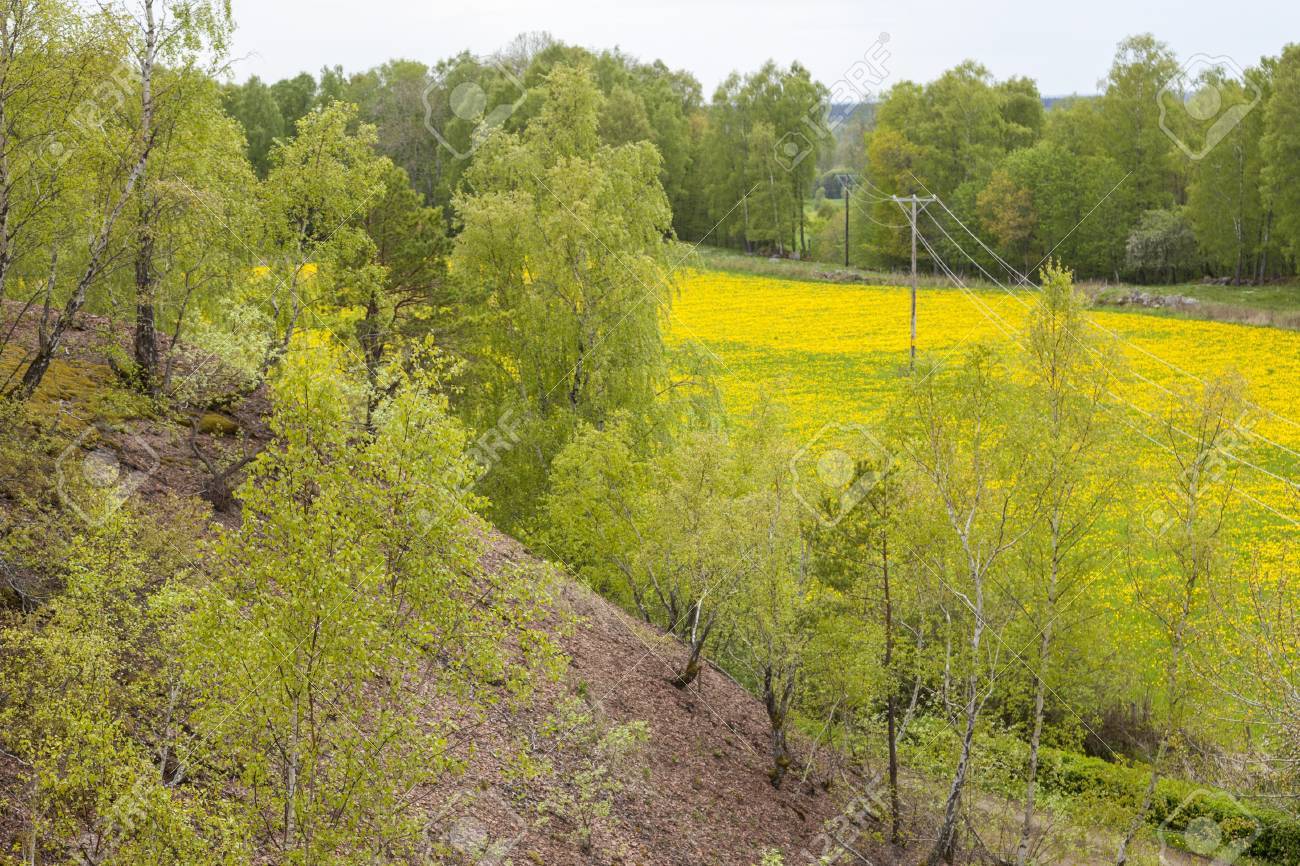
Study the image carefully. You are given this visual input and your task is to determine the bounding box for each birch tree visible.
[185,350,554,861]
[451,63,675,525]
[115,0,233,392]
[1115,375,1248,866]
[898,349,1041,866]
[1015,262,1122,866]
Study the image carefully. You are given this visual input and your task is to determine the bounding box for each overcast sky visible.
[230,0,1298,97]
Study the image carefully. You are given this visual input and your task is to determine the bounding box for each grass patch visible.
[1095,282,1300,313]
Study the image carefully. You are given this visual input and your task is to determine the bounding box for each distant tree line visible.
[222,33,1300,283]
[222,33,832,258]
[856,36,1300,284]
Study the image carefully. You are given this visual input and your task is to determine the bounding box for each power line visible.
[916,194,1300,508]
[909,172,1300,447]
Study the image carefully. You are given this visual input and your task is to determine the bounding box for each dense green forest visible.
[221,32,1300,283]
[1,1,1299,864]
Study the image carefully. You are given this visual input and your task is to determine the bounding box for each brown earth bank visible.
[428,530,871,866]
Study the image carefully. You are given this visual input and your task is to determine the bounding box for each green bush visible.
[896,719,1300,863]
[1036,748,1300,863]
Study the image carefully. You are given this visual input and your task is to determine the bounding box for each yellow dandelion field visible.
[668,270,1300,538]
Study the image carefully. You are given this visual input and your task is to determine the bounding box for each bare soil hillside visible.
[427,530,863,866]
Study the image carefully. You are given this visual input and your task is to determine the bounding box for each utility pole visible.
[836,173,856,268]
[842,176,851,267]
[845,183,851,267]
[890,194,936,371]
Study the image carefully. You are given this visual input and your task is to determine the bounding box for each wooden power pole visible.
[890,194,936,370]
[836,174,856,268]
[844,182,850,267]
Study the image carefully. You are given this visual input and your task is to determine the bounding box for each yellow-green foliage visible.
[0,334,564,863]
[179,345,559,862]
[0,506,242,865]
[533,695,650,854]
[0,400,90,607]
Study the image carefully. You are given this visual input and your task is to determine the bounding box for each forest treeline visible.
[223,32,1300,283]
[1,1,1299,864]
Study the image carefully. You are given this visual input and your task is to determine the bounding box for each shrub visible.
[1037,748,1300,862]
[535,696,650,854]
[898,718,1300,863]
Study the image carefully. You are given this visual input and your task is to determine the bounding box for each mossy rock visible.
[197,412,239,436]
[2,347,156,428]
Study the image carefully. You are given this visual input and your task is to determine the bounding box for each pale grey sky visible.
[231,0,1298,96]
